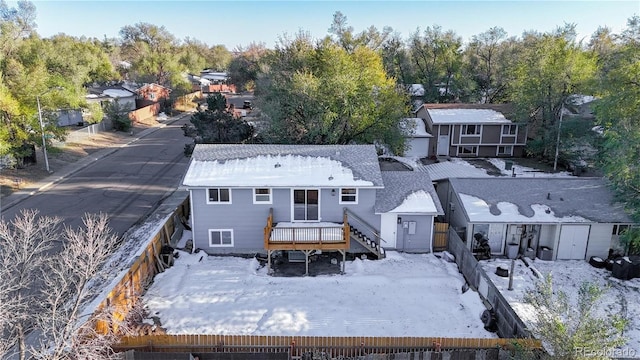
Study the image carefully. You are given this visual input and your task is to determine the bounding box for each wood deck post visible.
[267,250,272,275]
[304,250,310,276]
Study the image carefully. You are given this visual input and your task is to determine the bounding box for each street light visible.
[37,86,62,173]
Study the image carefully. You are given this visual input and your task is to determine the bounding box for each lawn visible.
[142,251,497,338]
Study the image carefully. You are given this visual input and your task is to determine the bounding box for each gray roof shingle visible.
[375,171,444,214]
[191,144,384,187]
[449,177,632,223]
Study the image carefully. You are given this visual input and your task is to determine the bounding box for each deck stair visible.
[349,225,385,259]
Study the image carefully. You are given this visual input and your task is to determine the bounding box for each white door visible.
[488,224,506,254]
[557,225,590,260]
[380,213,397,249]
[437,135,449,156]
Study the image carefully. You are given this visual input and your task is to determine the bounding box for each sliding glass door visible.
[293,189,319,221]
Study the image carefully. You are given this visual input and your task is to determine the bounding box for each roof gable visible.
[375,171,443,214]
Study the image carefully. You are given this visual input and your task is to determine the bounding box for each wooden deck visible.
[263,209,350,252]
[263,209,351,274]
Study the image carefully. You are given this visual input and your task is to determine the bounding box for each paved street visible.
[0,115,192,235]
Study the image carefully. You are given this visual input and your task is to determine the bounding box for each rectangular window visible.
[253,188,272,204]
[458,146,477,155]
[497,145,513,155]
[207,188,231,204]
[462,124,481,135]
[502,124,517,135]
[339,188,358,204]
[209,229,233,247]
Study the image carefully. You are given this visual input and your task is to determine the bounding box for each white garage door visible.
[557,225,590,260]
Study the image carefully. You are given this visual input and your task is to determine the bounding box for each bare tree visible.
[0,211,125,360]
[0,209,62,360]
[32,213,120,360]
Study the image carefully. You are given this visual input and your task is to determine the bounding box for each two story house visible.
[415,104,527,158]
[181,144,443,273]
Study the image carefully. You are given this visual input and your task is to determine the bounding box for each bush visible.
[104,100,132,132]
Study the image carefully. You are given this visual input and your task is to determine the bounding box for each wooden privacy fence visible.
[129,103,160,123]
[115,335,542,355]
[433,222,449,251]
[95,196,190,334]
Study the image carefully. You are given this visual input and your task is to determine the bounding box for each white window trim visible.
[461,124,482,136]
[457,145,478,156]
[253,188,272,204]
[339,188,359,204]
[206,188,232,204]
[209,229,234,247]
[291,188,321,222]
[502,124,517,135]
[496,145,514,156]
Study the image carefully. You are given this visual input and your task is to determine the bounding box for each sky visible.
[30,1,639,49]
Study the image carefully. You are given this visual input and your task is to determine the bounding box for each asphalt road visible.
[1,116,192,235]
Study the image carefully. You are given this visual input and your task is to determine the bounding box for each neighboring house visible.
[401,117,432,158]
[439,177,633,261]
[415,104,526,158]
[137,83,170,103]
[181,144,443,271]
[86,85,137,111]
[201,70,229,84]
[56,108,83,127]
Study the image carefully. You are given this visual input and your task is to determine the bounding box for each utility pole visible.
[37,87,63,173]
[37,95,51,173]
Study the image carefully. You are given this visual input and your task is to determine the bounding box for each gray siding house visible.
[441,177,633,261]
[182,144,443,264]
[415,104,527,158]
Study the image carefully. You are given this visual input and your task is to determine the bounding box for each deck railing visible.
[263,208,350,249]
[345,208,388,245]
[269,226,344,243]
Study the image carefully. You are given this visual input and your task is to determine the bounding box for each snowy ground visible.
[485,158,572,178]
[142,251,497,338]
[481,258,640,354]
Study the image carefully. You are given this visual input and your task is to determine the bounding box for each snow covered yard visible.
[142,251,497,338]
[481,258,640,354]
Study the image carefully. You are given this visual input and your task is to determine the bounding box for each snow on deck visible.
[486,158,572,178]
[428,109,512,125]
[143,252,496,338]
[480,258,640,355]
[183,155,374,187]
[459,193,590,223]
[389,190,438,213]
[271,222,344,242]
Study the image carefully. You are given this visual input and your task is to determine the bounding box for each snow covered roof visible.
[568,94,596,106]
[409,84,425,97]
[449,178,632,224]
[202,72,228,81]
[184,144,383,187]
[427,109,512,125]
[102,88,136,98]
[401,118,432,138]
[423,160,490,181]
[375,171,443,214]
